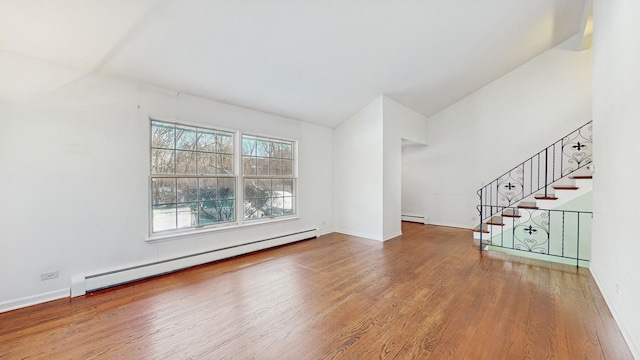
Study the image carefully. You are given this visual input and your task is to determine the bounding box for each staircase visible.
[474,121,593,266]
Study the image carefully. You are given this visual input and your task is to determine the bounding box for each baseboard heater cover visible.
[81,229,317,295]
[401,214,428,224]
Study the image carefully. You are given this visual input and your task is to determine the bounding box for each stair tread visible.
[518,201,539,209]
[534,194,558,200]
[502,209,521,218]
[472,224,490,233]
[570,175,592,179]
[486,216,504,226]
[553,185,579,190]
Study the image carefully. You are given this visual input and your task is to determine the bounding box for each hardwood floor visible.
[0,223,633,359]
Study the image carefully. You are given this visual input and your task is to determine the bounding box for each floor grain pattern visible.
[0,223,633,359]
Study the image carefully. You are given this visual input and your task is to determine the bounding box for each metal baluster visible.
[479,192,483,251]
[544,147,548,197]
[537,152,541,193]
[553,142,556,182]
[512,209,516,251]
[500,206,504,247]
[530,158,533,195]
[576,213,580,268]
[547,209,551,255]
[562,211,565,258]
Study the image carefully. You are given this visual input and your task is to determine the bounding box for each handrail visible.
[477,121,592,249]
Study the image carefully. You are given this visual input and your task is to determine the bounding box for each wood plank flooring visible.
[0,223,633,359]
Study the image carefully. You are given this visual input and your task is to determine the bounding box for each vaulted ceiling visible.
[0,0,587,128]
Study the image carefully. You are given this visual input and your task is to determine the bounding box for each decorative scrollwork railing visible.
[477,121,592,223]
[476,205,592,267]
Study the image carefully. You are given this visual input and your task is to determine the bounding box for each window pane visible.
[175,150,197,174]
[198,201,217,224]
[257,140,270,157]
[153,204,177,231]
[242,136,256,156]
[283,197,295,214]
[269,159,279,176]
[197,130,216,152]
[151,149,175,174]
[217,178,235,200]
[151,121,175,149]
[152,178,176,205]
[270,141,281,158]
[282,160,293,177]
[259,179,272,194]
[257,157,269,176]
[272,179,284,193]
[176,126,197,151]
[267,195,285,215]
[177,178,197,203]
[259,179,272,216]
[243,157,256,175]
[283,179,294,195]
[217,132,233,154]
[218,199,236,221]
[244,179,260,199]
[200,178,217,201]
[281,142,293,159]
[244,200,260,220]
[218,154,233,174]
[199,200,235,224]
[267,185,295,215]
[177,203,197,228]
[243,179,269,220]
[197,152,216,175]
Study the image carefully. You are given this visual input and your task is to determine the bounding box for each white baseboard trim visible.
[0,289,69,314]
[1,230,318,312]
[590,267,639,360]
[428,221,472,230]
[401,214,427,224]
[82,229,317,294]
[384,231,403,241]
[334,228,384,241]
[316,228,335,237]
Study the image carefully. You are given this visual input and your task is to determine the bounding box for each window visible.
[150,120,297,234]
[242,135,296,220]
[150,120,235,232]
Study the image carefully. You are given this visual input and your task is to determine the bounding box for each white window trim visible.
[146,214,300,243]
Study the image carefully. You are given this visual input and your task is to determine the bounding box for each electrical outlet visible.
[41,271,59,281]
[616,283,620,295]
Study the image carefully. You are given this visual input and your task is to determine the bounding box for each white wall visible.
[334,97,384,240]
[0,51,334,310]
[382,97,428,239]
[591,0,640,357]
[333,96,428,241]
[406,35,592,228]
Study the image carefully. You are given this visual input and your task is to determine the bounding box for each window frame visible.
[241,134,298,222]
[148,117,298,238]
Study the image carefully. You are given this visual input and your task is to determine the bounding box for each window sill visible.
[146,216,300,244]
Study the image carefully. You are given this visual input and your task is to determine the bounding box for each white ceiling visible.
[0,0,586,128]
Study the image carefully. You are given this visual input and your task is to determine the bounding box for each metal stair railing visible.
[477,121,592,249]
[477,205,592,267]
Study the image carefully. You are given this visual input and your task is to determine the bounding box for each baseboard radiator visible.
[401,214,428,224]
[75,229,317,296]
